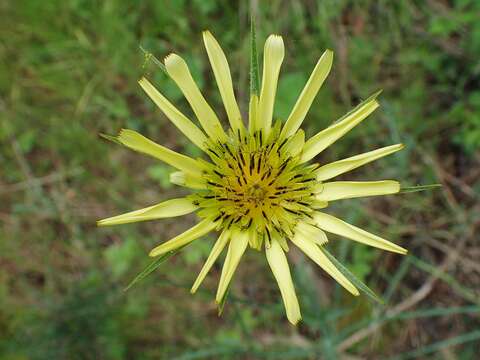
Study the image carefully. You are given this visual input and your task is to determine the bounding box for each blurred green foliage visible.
[1,0,479,359]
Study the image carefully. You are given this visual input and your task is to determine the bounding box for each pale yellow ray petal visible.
[216,229,249,303]
[164,53,227,141]
[282,129,305,158]
[316,180,400,201]
[313,212,407,254]
[301,95,380,163]
[191,229,230,293]
[266,239,302,325]
[138,77,208,150]
[202,31,243,132]
[315,144,404,181]
[97,198,198,227]
[280,50,333,139]
[117,129,203,175]
[149,218,217,257]
[169,171,208,190]
[291,235,359,295]
[295,222,328,246]
[256,35,284,135]
[248,94,259,132]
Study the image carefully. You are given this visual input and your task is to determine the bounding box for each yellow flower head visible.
[99,30,407,325]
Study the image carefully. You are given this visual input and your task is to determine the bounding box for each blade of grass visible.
[99,133,121,145]
[409,255,478,304]
[338,305,480,340]
[392,330,480,360]
[250,15,260,96]
[322,248,384,304]
[124,246,184,291]
[139,45,167,74]
[217,284,230,316]
[400,184,442,193]
[383,256,411,302]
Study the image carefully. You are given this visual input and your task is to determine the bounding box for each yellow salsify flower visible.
[98,30,407,325]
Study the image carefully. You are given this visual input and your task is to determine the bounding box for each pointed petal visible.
[191,229,230,293]
[202,31,243,132]
[164,53,227,141]
[282,129,305,158]
[97,198,198,226]
[291,235,359,295]
[138,77,208,150]
[316,180,400,201]
[316,144,404,181]
[117,129,203,175]
[216,229,249,303]
[295,222,328,246]
[149,219,217,257]
[248,94,259,132]
[266,239,302,325]
[313,212,407,254]
[169,171,208,190]
[256,35,284,135]
[301,94,380,163]
[280,50,333,139]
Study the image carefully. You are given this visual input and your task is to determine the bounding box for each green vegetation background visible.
[1,1,479,359]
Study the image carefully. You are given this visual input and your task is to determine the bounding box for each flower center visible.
[190,125,321,249]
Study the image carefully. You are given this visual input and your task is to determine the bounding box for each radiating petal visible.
[149,219,217,257]
[301,94,380,163]
[202,31,243,133]
[117,129,204,175]
[138,77,208,150]
[98,198,198,226]
[164,53,227,141]
[256,35,284,135]
[248,94,259,132]
[280,50,333,139]
[291,235,359,295]
[295,222,328,246]
[282,129,305,158]
[169,171,208,190]
[313,212,407,254]
[316,180,400,201]
[216,229,249,303]
[191,229,230,293]
[266,239,302,325]
[316,144,404,181]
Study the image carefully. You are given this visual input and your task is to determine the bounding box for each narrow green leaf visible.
[392,330,480,360]
[400,184,442,193]
[218,284,230,315]
[139,45,167,74]
[99,133,121,145]
[322,248,384,304]
[332,89,382,125]
[124,247,184,291]
[409,255,478,304]
[250,15,260,96]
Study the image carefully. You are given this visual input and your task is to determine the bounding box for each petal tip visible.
[268,33,283,40]
[324,49,334,59]
[164,53,183,68]
[371,89,383,100]
[266,34,285,52]
[148,249,159,257]
[288,316,302,326]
